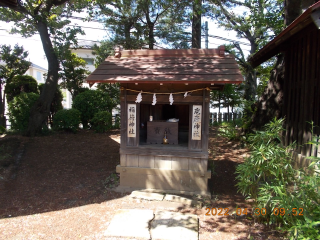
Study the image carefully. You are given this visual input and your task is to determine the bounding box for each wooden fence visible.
[210,112,242,124]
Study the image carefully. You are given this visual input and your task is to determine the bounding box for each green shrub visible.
[233,118,243,127]
[72,90,115,128]
[5,75,38,102]
[236,118,320,239]
[0,125,5,134]
[96,82,120,105]
[91,111,112,133]
[241,99,256,130]
[210,121,220,127]
[8,92,39,132]
[236,118,295,199]
[218,121,242,141]
[287,122,320,239]
[113,114,120,129]
[52,109,81,132]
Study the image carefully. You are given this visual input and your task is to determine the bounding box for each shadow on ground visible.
[0,129,123,219]
[0,127,283,239]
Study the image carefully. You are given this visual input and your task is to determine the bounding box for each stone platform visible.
[105,209,198,240]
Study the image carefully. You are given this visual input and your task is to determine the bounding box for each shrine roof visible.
[86,46,243,85]
[249,1,320,68]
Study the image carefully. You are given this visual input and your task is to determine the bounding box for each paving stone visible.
[130,191,165,201]
[151,211,199,240]
[164,194,201,208]
[104,209,154,239]
[164,194,192,204]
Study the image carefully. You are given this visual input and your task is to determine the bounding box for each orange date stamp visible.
[205,208,304,216]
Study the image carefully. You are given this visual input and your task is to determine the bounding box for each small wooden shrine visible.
[86,47,243,195]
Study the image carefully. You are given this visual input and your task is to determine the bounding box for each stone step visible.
[151,210,199,240]
[130,191,165,201]
[105,209,154,239]
[105,209,199,240]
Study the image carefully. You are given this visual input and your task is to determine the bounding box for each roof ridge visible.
[119,47,225,58]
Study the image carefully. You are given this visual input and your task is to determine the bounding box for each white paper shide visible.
[169,93,174,105]
[191,105,202,140]
[152,93,157,105]
[135,91,142,103]
[127,104,136,137]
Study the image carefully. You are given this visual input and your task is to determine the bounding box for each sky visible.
[0,14,250,70]
[0,17,106,69]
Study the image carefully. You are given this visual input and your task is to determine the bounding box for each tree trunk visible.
[192,0,201,49]
[244,41,258,101]
[284,0,303,25]
[26,20,60,136]
[218,92,221,113]
[124,23,132,49]
[148,22,154,50]
[251,54,285,130]
[250,0,306,131]
[144,5,155,50]
[0,83,5,127]
[243,66,257,101]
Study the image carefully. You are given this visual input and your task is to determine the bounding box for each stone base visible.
[116,165,211,196]
[105,209,199,240]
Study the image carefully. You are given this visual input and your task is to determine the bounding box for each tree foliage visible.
[0,0,88,136]
[91,111,113,133]
[59,52,90,100]
[92,40,115,68]
[206,0,283,101]
[96,82,121,105]
[211,84,242,113]
[8,92,39,132]
[72,89,116,129]
[5,75,38,102]
[0,44,31,84]
[53,108,81,133]
[90,0,197,106]
[91,0,192,49]
[0,44,31,127]
[91,41,121,105]
[53,22,89,101]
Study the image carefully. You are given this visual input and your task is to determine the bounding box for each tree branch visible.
[52,0,69,6]
[0,0,30,15]
[153,2,174,24]
[33,0,44,15]
[233,43,245,62]
[215,0,254,43]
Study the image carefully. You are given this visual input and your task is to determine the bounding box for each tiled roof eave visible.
[86,48,244,84]
[86,75,243,84]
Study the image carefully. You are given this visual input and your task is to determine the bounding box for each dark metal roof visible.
[86,46,243,84]
[250,1,320,68]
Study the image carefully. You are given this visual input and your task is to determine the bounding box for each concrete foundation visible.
[116,165,211,196]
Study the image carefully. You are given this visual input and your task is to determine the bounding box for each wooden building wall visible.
[283,22,320,159]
